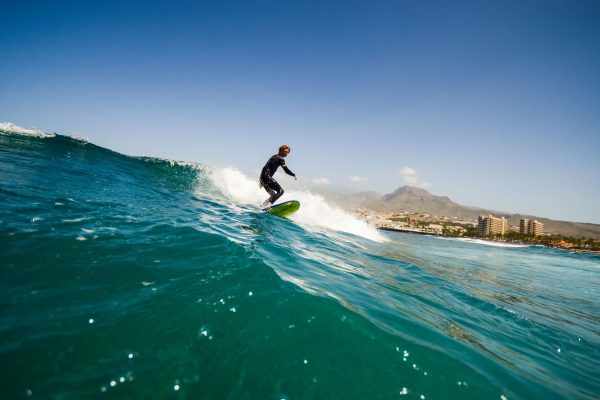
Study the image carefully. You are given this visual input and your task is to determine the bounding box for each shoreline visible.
[378,226,600,255]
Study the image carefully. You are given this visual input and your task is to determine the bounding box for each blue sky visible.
[2,0,599,223]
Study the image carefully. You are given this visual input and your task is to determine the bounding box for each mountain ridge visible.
[318,185,600,239]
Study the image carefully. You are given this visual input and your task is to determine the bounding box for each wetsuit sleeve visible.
[279,158,295,177]
[282,166,295,176]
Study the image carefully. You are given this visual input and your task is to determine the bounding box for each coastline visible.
[378,226,439,236]
[378,226,600,255]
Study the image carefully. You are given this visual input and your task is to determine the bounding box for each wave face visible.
[1,127,599,399]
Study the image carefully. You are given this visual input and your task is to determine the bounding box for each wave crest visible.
[210,167,386,242]
[0,122,55,138]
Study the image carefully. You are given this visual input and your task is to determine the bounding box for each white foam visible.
[210,167,386,242]
[0,122,55,138]
[287,191,386,242]
[62,217,93,223]
[443,237,530,248]
[210,167,266,205]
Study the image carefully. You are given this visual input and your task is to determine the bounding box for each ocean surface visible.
[1,125,599,400]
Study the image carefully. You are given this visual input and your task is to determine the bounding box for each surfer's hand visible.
[294,176,298,181]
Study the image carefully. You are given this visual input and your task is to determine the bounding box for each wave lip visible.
[0,122,55,138]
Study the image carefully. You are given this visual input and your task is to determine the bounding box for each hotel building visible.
[520,218,544,236]
[478,214,507,236]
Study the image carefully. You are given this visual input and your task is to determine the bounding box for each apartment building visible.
[478,214,507,236]
[520,218,544,236]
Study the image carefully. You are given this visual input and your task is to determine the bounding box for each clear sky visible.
[2,0,599,223]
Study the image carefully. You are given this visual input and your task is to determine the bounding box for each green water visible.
[1,130,599,399]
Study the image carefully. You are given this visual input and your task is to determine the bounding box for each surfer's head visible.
[279,145,291,157]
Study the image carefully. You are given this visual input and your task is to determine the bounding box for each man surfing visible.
[260,145,297,207]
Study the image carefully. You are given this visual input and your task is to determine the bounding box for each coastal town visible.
[352,209,600,254]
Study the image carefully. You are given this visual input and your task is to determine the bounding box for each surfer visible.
[260,145,297,207]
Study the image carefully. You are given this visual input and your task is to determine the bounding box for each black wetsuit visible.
[260,154,295,205]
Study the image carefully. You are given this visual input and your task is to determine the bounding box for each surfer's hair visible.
[279,145,290,153]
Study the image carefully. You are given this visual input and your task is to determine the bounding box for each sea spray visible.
[0,121,54,138]
[210,166,386,242]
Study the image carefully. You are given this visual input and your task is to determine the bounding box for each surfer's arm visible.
[282,166,295,177]
[280,159,296,177]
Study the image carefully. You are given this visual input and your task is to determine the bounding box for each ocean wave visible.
[209,166,386,242]
[1,124,598,400]
[0,121,55,138]
[137,155,207,171]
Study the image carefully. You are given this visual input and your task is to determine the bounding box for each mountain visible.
[369,186,480,219]
[333,186,483,219]
[331,186,600,239]
[336,190,383,209]
[309,186,382,209]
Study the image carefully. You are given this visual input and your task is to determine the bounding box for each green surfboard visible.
[263,200,300,218]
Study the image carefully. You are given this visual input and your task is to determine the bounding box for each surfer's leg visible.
[262,177,283,205]
[269,180,284,204]
[262,189,275,207]
[260,178,276,206]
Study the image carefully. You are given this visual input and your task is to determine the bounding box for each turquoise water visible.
[1,129,599,399]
